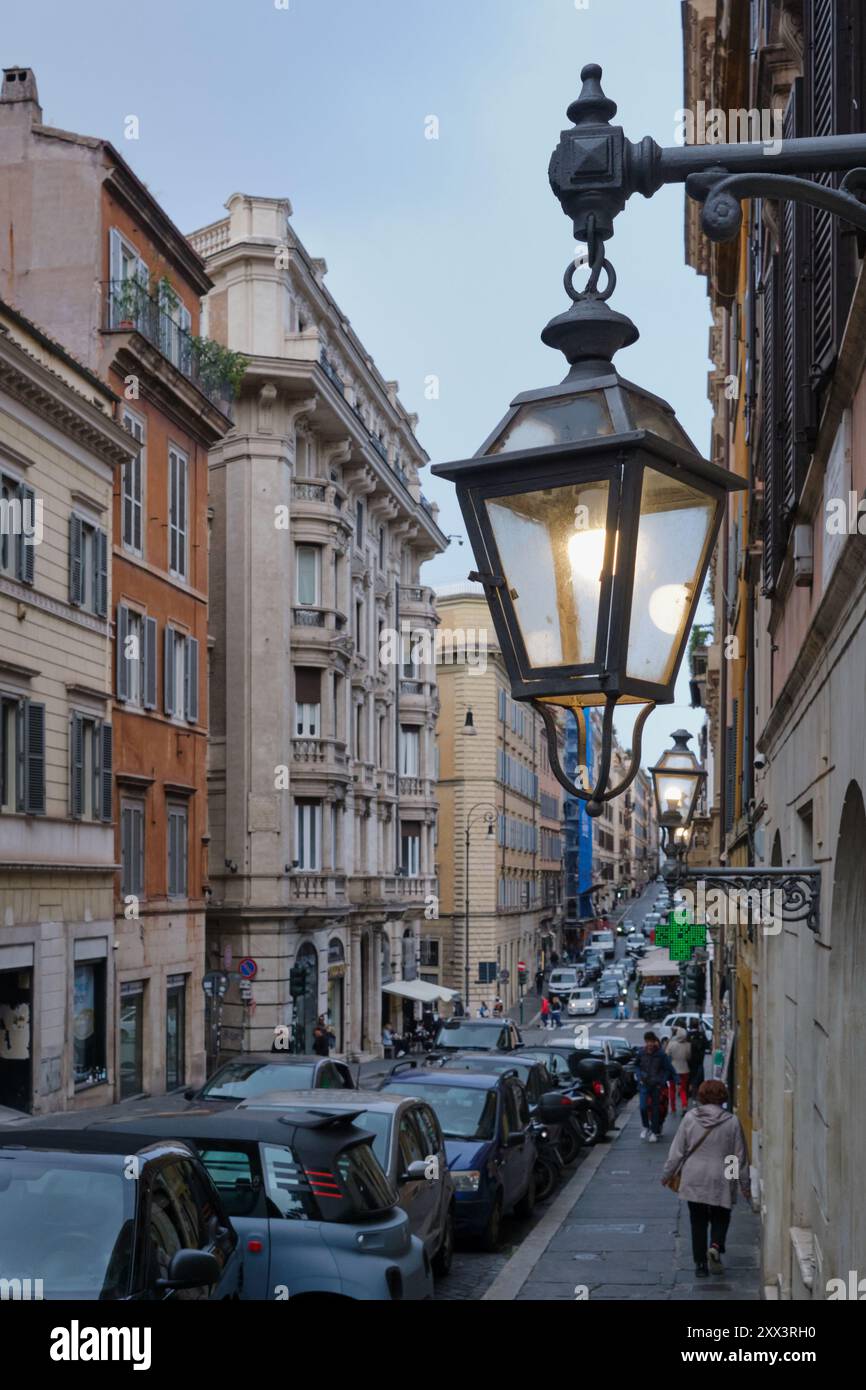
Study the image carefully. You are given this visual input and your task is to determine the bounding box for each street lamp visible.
[464,802,497,1012]
[433,68,746,819]
[650,728,705,884]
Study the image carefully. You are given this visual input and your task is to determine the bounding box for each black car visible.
[432,1018,523,1054]
[580,952,604,983]
[582,1036,639,1099]
[597,978,621,1008]
[0,1130,240,1301]
[638,986,671,1021]
[181,1053,356,1106]
[521,1044,617,1134]
[440,1053,584,1164]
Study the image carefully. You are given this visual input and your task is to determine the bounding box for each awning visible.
[382,980,459,1004]
[637,948,680,978]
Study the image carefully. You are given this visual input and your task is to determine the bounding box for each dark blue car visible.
[378,1067,536,1250]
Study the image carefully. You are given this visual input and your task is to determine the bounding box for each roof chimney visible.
[1,67,42,121]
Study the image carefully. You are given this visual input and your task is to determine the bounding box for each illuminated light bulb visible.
[648,582,689,635]
[567,526,606,583]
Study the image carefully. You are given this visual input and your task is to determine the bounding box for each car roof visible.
[80,1106,376,1148]
[210,1053,326,1066]
[381,1068,504,1090]
[437,1017,511,1028]
[236,1089,409,1114]
[0,1129,194,1160]
[443,1053,543,1074]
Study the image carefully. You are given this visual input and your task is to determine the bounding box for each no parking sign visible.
[239,958,258,980]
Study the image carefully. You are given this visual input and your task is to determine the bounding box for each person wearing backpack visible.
[661,1079,750,1278]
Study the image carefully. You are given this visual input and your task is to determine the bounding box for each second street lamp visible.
[433,68,746,817]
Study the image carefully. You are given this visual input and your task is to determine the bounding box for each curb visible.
[481,1097,638,1301]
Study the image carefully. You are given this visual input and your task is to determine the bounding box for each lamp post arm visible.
[531,698,655,815]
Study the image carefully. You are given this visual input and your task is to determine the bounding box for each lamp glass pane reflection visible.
[487,480,610,668]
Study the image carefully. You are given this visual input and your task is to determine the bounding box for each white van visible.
[589,930,615,959]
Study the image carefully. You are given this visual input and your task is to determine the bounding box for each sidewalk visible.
[484,1099,761,1302]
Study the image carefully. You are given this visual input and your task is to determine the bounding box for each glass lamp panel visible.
[655,768,699,818]
[486,480,611,668]
[626,468,714,686]
[627,392,695,451]
[489,392,613,454]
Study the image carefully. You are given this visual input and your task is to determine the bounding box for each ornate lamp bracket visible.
[676,866,823,934]
[532,697,656,817]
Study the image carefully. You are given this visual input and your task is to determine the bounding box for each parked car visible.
[179,1053,356,1108]
[523,1044,618,1132]
[439,1054,584,1166]
[658,1012,713,1043]
[432,1018,523,1054]
[377,1066,537,1250]
[234,1089,454,1276]
[587,1036,640,1099]
[547,967,581,999]
[637,985,670,1021]
[625,933,648,956]
[0,1130,241,1300]
[566,986,598,1017]
[85,1105,433,1300]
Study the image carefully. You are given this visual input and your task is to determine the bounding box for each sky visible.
[4,0,714,770]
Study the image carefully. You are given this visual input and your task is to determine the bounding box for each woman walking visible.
[660,1079,750,1278]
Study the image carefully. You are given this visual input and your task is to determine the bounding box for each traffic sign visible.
[239,958,258,980]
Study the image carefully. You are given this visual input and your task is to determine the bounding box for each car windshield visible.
[573,990,595,1000]
[434,1022,504,1050]
[381,1083,498,1141]
[0,1150,135,1299]
[200,1061,315,1099]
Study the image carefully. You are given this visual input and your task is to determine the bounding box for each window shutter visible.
[144,616,157,710]
[69,514,83,605]
[17,483,35,584]
[186,636,199,723]
[100,723,113,822]
[116,605,129,701]
[121,806,131,894]
[760,259,782,595]
[164,627,176,715]
[70,712,84,818]
[95,528,108,617]
[22,699,46,816]
[780,79,811,519]
[133,806,143,894]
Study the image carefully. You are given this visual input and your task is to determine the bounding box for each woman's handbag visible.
[665,1124,714,1192]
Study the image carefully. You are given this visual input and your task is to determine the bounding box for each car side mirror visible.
[505,1132,526,1148]
[183,1087,197,1101]
[400,1160,429,1183]
[157,1248,221,1291]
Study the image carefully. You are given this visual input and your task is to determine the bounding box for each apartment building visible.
[432,583,565,1012]
[187,194,446,1058]
[0,301,137,1114]
[0,68,235,1102]
[683,0,866,1296]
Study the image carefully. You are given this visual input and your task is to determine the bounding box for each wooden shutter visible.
[70,712,84,818]
[121,805,131,895]
[23,699,45,816]
[760,258,783,595]
[116,605,129,701]
[779,80,812,519]
[17,482,35,584]
[69,514,83,605]
[143,616,157,710]
[724,705,737,835]
[164,627,176,715]
[95,528,108,617]
[186,636,199,723]
[100,722,113,822]
[805,0,858,399]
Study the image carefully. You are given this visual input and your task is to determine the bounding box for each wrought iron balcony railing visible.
[104,280,235,415]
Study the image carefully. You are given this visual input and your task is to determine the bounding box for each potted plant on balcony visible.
[113,277,143,330]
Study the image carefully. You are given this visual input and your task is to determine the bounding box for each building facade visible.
[432,584,565,1013]
[188,194,446,1059]
[0,301,137,1115]
[684,0,866,1296]
[0,67,235,1103]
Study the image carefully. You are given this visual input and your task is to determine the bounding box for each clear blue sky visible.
[4,0,714,767]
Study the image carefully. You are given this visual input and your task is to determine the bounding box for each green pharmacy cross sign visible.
[656,914,707,962]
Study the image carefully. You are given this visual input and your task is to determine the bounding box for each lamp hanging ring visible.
[563,254,616,303]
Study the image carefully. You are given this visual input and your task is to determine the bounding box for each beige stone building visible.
[431,583,565,1013]
[187,195,446,1059]
[0,301,136,1115]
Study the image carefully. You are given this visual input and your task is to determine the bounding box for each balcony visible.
[292,737,349,776]
[290,874,348,911]
[103,280,236,415]
[398,776,434,801]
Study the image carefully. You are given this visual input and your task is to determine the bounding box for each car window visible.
[147,1169,211,1299]
[201,1060,315,1098]
[398,1112,426,1171]
[160,1158,217,1251]
[261,1143,323,1221]
[334,1143,399,1214]
[502,1082,521,1133]
[317,1063,344,1089]
[525,1068,543,1103]
[510,1081,530,1128]
[197,1143,264,1219]
[415,1103,443,1159]
[333,1063,354,1089]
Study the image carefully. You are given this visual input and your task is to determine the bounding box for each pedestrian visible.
[550,950,560,967]
[550,994,562,1029]
[688,1021,709,1098]
[382,1023,395,1059]
[452,995,465,1018]
[492,996,504,1017]
[535,967,544,996]
[540,994,551,1029]
[311,1021,329,1057]
[477,1000,490,1018]
[661,1079,750,1279]
[668,1026,692,1112]
[636,1031,676,1141]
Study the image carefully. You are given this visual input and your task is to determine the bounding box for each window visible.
[420,938,440,968]
[119,980,145,1100]
[296,545,320,606]
[74,960,107,1087]
[0,472,36,584]
[355,599,364,653]
[116,607,158,709]
[400,726,420,777]
[121,799,145,897]
[167,803,189,898]
[401,822,421,877]
[401,633,421,680]
[70,714,112,822]
[355,499,364,548]
[1,695,45,815]
[295,668,321,737]
[108,228,148,332]
[166,975,187,1091]
[378,525,385,569]
[164,627,199,723]
[69,514,108,616]
[168,448,188,580]
[295,799,322,871]
[121,412,144,554]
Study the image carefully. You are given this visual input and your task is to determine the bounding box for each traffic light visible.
[517,961,528,987]
[289,965,308,997]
